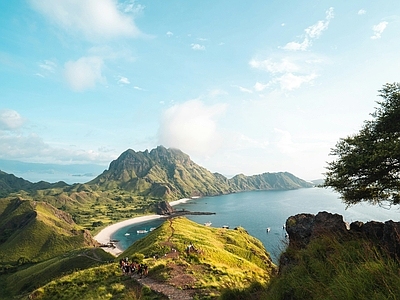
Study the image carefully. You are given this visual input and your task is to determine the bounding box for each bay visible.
[112,187,400,263]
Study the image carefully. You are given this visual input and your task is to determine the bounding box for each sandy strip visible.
[169,198,193,206]
[94,198,197,256]
[94,215,165,256]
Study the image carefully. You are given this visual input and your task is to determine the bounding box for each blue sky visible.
[1,0,400,182]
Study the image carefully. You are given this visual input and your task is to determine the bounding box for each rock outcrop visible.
[284,211,400,259]
[153,200,174,215]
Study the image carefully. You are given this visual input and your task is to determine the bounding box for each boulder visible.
[286,211,348,249]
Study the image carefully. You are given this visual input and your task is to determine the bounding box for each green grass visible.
[28,263,166,300]
[0,248,114,299]
[263,235,400,300]
[120,217,277,298]
[0,199,91,264]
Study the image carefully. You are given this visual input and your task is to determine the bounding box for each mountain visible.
[89,145,312,200]
[0,170,68,197]
[230,172,313,190]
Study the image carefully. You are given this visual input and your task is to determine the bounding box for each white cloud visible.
[158,99,227,156]
[39,59,57,73]
[358,9,366,15]
[64,56,104,91]
[254,82,269,92]
[249,55,320,91]
[166,31,174,37]
[0,109,25,130]
[249,58,299,73]
[191,43,206,51]
[283,7,334,51]
[134,86,145,91]
[371,21,388,39]
[0,132,114,163]
[118,76,130,85]
[29,0,141,40]
[283,39,311,51]
[119,0,145,15]
[239,86,254,93]
[276,73,317,91]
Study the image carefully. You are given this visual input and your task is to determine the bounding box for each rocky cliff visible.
[282,211,400,268]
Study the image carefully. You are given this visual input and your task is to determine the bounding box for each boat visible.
[137,229,148,234]
[266,227,271,233]
[124,233,130,236]
[149,227,156,231]
[222,225,229,229]
[204,222,212,227]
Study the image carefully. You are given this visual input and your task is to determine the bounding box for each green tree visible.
[324,83,400,206]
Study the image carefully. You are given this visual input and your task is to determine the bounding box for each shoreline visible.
[94,198,196,256]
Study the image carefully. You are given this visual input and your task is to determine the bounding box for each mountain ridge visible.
[88,145,313,200]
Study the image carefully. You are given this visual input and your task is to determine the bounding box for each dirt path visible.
[134,217,195,299]
[136,275,194,300]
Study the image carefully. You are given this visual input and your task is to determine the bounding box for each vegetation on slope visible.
[0,170,67,198]
[29,263,165,300]
[0,248,114,299]
[265,235,400,300]
[216,234,400,300]
[0,197,96,264]
[26,217,276,300]
[120,217,277,298]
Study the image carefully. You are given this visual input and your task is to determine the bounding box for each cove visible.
[112,187,400,263]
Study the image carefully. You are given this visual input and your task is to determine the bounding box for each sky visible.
[1,0,400,183]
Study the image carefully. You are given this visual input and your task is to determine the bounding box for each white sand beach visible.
[94,198,196,256]
[169,198,193,206]
[94,215,165,256]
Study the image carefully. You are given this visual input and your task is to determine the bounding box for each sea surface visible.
[112,187,400,263]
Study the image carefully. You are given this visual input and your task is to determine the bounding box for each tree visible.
[324,83,400,206]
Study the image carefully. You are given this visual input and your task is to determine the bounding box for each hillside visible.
[0,170,67,198]
[0,248,114,299]
[0,197,97,264]
[29,217,277,299]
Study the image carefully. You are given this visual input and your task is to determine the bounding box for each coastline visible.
[94,198,195,256]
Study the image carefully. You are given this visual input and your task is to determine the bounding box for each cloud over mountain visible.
[158,100,227,156]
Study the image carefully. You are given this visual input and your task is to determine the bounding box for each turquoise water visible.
[112,188,400,263]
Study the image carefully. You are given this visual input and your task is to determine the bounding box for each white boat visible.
[124,233,130,236]
[137,229,148,234]
[204,222,212,227]
[149,227,156,231]
[266,227,271,233]
[222,225,229,229]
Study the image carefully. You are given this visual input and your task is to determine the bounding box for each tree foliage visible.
[324,83,400,206]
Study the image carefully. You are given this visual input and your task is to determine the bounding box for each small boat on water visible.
[204,222,212,227]
[137,229,148,234]
[222,225,229,229]
[124,233,130,236]
[266,227,271,233]
[149,227,156,231]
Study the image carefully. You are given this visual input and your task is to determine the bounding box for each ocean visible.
[112,187,400,263]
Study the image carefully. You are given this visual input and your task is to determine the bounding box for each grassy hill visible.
[120,217,277,298]
[0,248,114,299]
[26,217,276,300]
[0,197,97,264]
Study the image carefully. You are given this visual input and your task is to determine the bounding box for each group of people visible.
[119,258,148,278]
